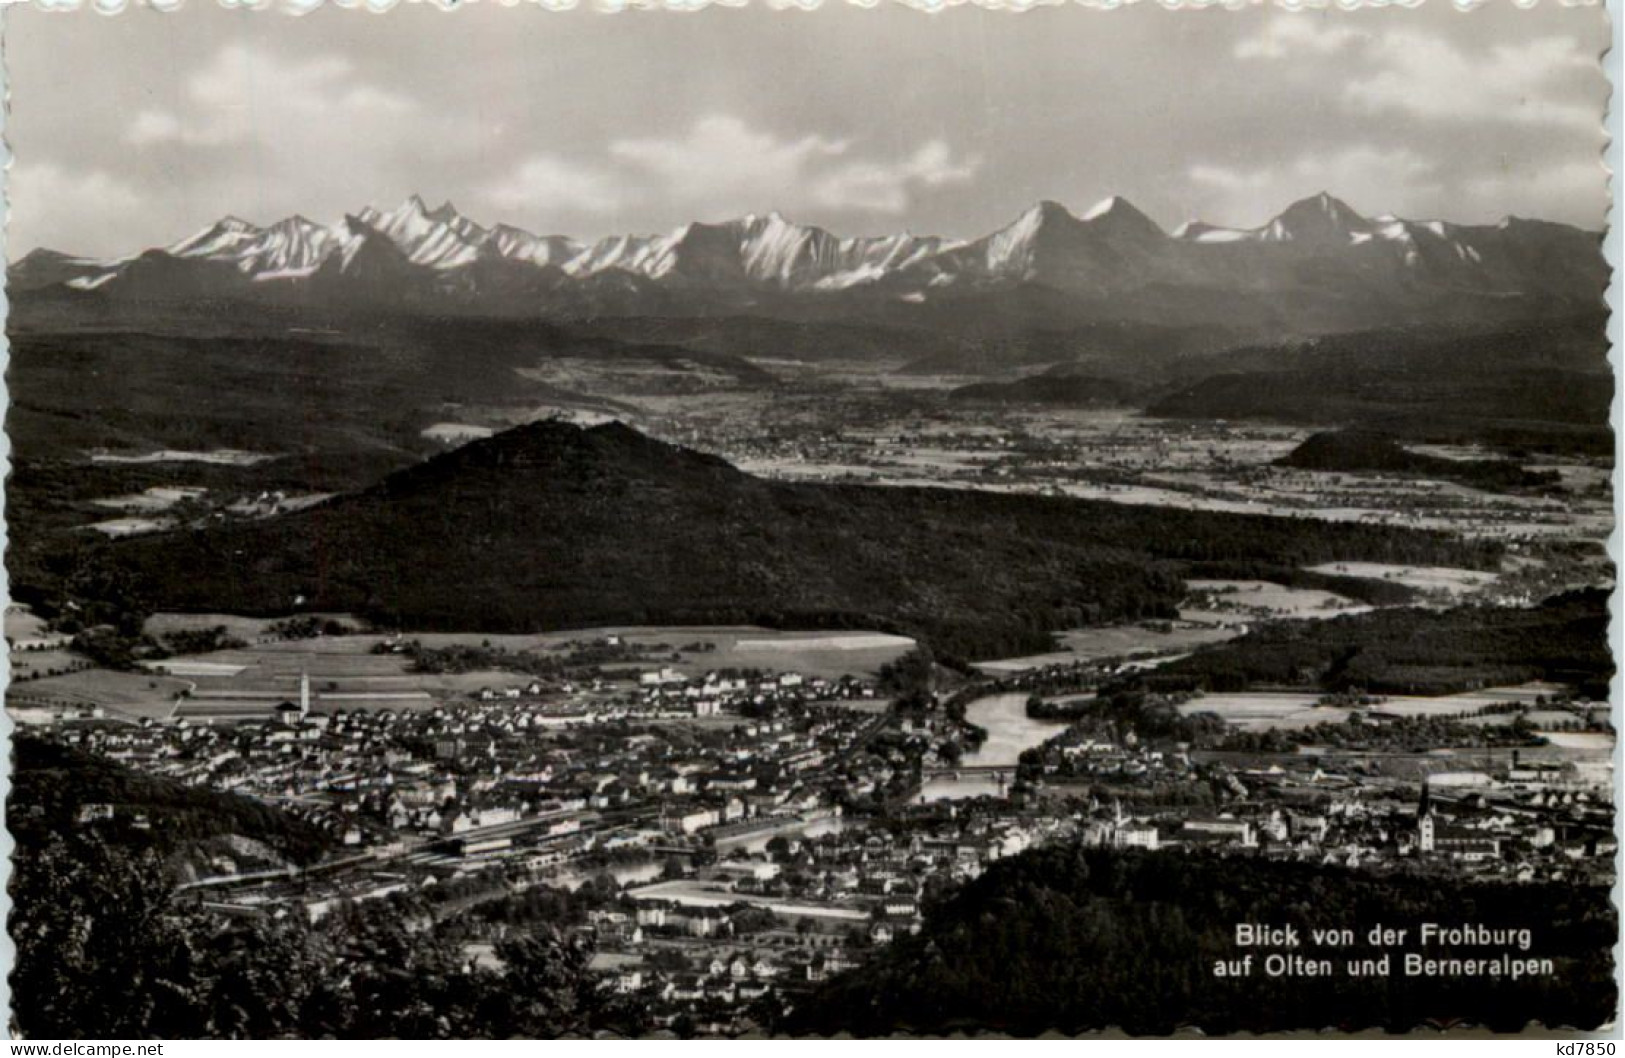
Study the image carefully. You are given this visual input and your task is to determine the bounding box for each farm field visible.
[88,516,172,537]
[720,405,1612,545]
[1185,579,1369,618]
[91,486,207,511]
[9,647,80,681]
[1176,691,1343,731]
[1179,683,1599,737]
[7,667,193,720]
[1374,682,1574,718]
[421,422,495,444]
[96,621,917,723]
[5,607,50,642]
[375,625,915,680]
[1302,562,1499,598]
[89,448,274,466]
[974,621,1240,674]
[154,644,449,719]
[155,660,250,678]
[1539,731,1615,751]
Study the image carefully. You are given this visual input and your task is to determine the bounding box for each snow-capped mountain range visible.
[12,192,1604,327]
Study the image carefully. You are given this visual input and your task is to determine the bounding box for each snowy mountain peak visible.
[1080,196,1124,221]
[168,216,264,258]
[1262,192,1372,244]
[1078,195,1164,241]
[1023,200,1079,226]
[483,223,583,268]
[28,192,1602,315]
[268,214,323,234]
[352,195,487,270]
[1172,219,1254,244]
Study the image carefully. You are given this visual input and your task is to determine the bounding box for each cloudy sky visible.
[5,2,1609,258]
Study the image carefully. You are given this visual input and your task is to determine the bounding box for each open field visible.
[144,612,366,642]
[7,667,193,720]
[5,607,73,653]
[151,660,250,678]
[1185,579,1369,618]
[87,516,173,537]
[375,625,915,680]
[974,621,1240,674]
[1177,692,1343,731]
[89,448,275,466]
[77,621,916,723]
[1538,731,1615,751]
[421,423,495,444]
[156,644,443,718]
[721,404,1611,545]
[5,608,49,642]
[1302,563,1499,597]
[1371,683,1575,720]
[91,486,208,511]
[9,647,81,681]
[1180,682,1601,736]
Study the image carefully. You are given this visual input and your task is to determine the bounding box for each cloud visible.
[1234,16,1367,60]
[811,140,980,213]
[1188,146,1438,225]
[9,162,147,257]
[610,116,849,210]
[1461,159,1610,224]
[1345,32,1601,130]
[126,110,188,147]
[1237,17,1601,133]
[604,115,980,219]
[122,44,415,150]
[481,155,625,216]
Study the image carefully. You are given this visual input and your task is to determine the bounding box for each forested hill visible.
[1278,431,1561,492]
[785,845,1617,1036]
[1148,316,1612,456]
[1141,588,1613,699]
[98,421,1501,660]
[10,736,332,878]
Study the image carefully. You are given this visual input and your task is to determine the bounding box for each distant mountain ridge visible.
[13,192,1605,330]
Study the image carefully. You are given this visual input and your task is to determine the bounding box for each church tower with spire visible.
[1416,780,1435,853]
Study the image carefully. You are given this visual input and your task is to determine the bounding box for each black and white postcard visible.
[2,0,1616,1040]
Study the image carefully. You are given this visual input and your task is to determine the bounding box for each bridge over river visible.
[914,692,1067,802]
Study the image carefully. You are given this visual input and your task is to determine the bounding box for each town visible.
[14,612,1614,1035]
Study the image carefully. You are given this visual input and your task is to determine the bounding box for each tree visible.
[487,931,598,1037]
[11,836,211,1038]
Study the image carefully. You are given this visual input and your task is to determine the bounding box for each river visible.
[914,692,1068,802]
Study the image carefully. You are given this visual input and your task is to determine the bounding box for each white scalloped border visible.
[0,0,1611,14]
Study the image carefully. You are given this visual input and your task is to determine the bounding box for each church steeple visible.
[1416,780,1436,854]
